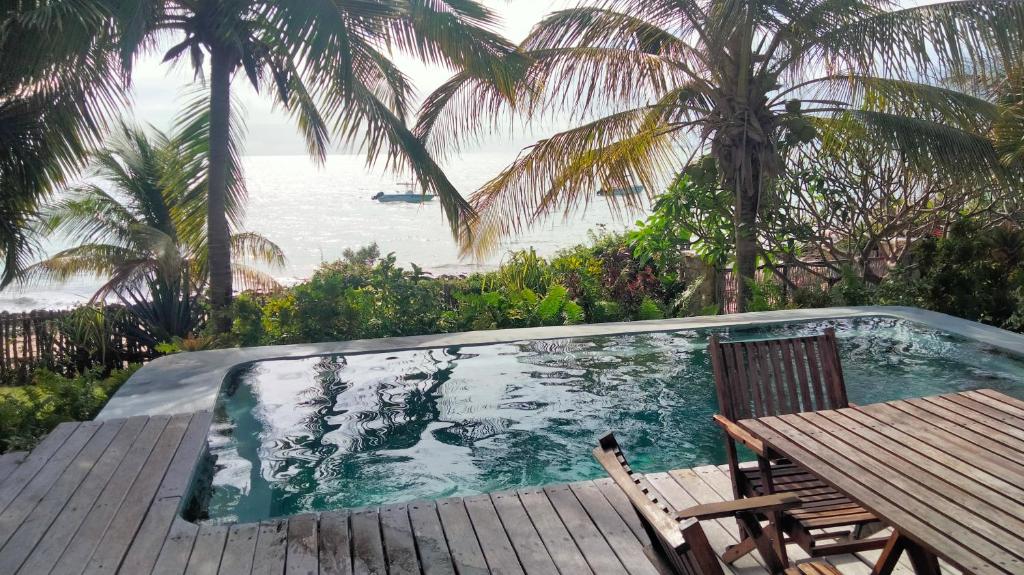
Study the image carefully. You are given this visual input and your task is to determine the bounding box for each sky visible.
[129,1,579,155]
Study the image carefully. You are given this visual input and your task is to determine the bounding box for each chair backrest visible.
[593,433,723,575]
[709,328,848,421]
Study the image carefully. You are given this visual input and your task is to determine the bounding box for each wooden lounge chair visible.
[708,328,888,564]
[594,432,842,575]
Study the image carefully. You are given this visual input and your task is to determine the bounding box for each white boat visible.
[372,182,435,203]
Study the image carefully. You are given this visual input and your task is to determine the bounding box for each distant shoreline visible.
[0,261,499,313]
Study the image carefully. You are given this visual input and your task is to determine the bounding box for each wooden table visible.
[737,388,1024,575]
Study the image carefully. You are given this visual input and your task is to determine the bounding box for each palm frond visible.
[170,88,249,249]
[802,0,1024,82]
[464,107,688,259]
[232,263,282,292]
[789,74,1000,133]
[815,111,1005,176]
[230,232,286,269]
[328,74,476,240]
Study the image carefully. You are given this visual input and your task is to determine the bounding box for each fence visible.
[718,257,891,313]
[0,307,159,386]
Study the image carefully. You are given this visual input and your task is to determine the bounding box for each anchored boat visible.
[371,182,435,203]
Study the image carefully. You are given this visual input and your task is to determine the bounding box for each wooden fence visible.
[0,307,159,386]
[719,257,891,313]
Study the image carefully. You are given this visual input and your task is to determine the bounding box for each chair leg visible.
[757,455,789,568]
[736,511,787,575]
[722,536,758,564]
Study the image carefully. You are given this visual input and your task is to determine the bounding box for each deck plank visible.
[286,513,319,575]
[152,516,199,575]
[568,481,662,575]
[251,519,288,575]
[436,497,489,575]
[218,521,260,574]
[82,413,192,575]
[592,477,651,546]
[49,415,171,575]
[120,496,184,573]
[408,500,456,575]
[319,510,352,575]
[380,504,420,575]
[464,494,524,575]
[185,522,229,575]
[0,419,121,573]
[350,508,386,575]
[517,487,593,575]
[19,416,150,574]
[543,483,627,575]
[0,420,100,544]
[157,411,213,500]
[0,421,79,516]
[669,468,760,566]
[0,451,26,483]
[489,491,559,575]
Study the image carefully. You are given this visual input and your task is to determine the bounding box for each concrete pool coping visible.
[97,305,1024,419]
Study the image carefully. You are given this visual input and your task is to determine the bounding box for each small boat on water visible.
[371,182,435,203]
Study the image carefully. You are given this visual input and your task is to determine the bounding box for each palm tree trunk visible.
[207,45,234,333]
[733,184,759,312]
[731,3,758,314]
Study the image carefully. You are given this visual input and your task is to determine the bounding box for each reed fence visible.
[0,307,158,386]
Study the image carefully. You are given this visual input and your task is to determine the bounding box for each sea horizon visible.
[0,152,653,312]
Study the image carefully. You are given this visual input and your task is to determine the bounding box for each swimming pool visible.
[197,316,1024,523]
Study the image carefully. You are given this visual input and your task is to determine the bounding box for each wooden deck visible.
[0,413,932,575]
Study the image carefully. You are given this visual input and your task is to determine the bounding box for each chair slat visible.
[789,339,814,410]
[778,342,801,414]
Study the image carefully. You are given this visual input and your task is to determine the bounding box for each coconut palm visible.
[24,122,285,344]
[99,0,519,329]
[418,0,1024,309]
[0,1,126,284]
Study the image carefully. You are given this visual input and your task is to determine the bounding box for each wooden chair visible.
[708,328,888,564]
[594,433,843,575]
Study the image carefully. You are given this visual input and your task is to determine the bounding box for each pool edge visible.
[96,306,1024,420]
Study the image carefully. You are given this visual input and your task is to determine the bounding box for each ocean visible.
[0,153,651,312]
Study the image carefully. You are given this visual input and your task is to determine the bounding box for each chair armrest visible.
[675,493,802,521]
[713,414,766,456]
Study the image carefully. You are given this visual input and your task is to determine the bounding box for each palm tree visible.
[101,0,519,329]
[418,0,1024,310]
[0,1,126,284]
[24,122,285,344]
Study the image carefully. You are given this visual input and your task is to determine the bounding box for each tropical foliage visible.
[94,0,520,328]
[0,1,126,283]
[230,236,692,346]
[24,123,284,345]
[0,365,138,452]
[418,0,1024,309]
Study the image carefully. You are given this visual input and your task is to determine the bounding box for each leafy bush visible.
[0,366,139,452]
[898,223,1024,329]
[229,237,694,346]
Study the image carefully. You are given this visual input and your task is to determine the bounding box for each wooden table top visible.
[738,389,1024,575]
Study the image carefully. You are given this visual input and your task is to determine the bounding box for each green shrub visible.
[636,298,665,320]
[0,366,139,453]
[227,237,689,347]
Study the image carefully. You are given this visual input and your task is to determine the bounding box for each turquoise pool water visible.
[200,317,1024,523]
